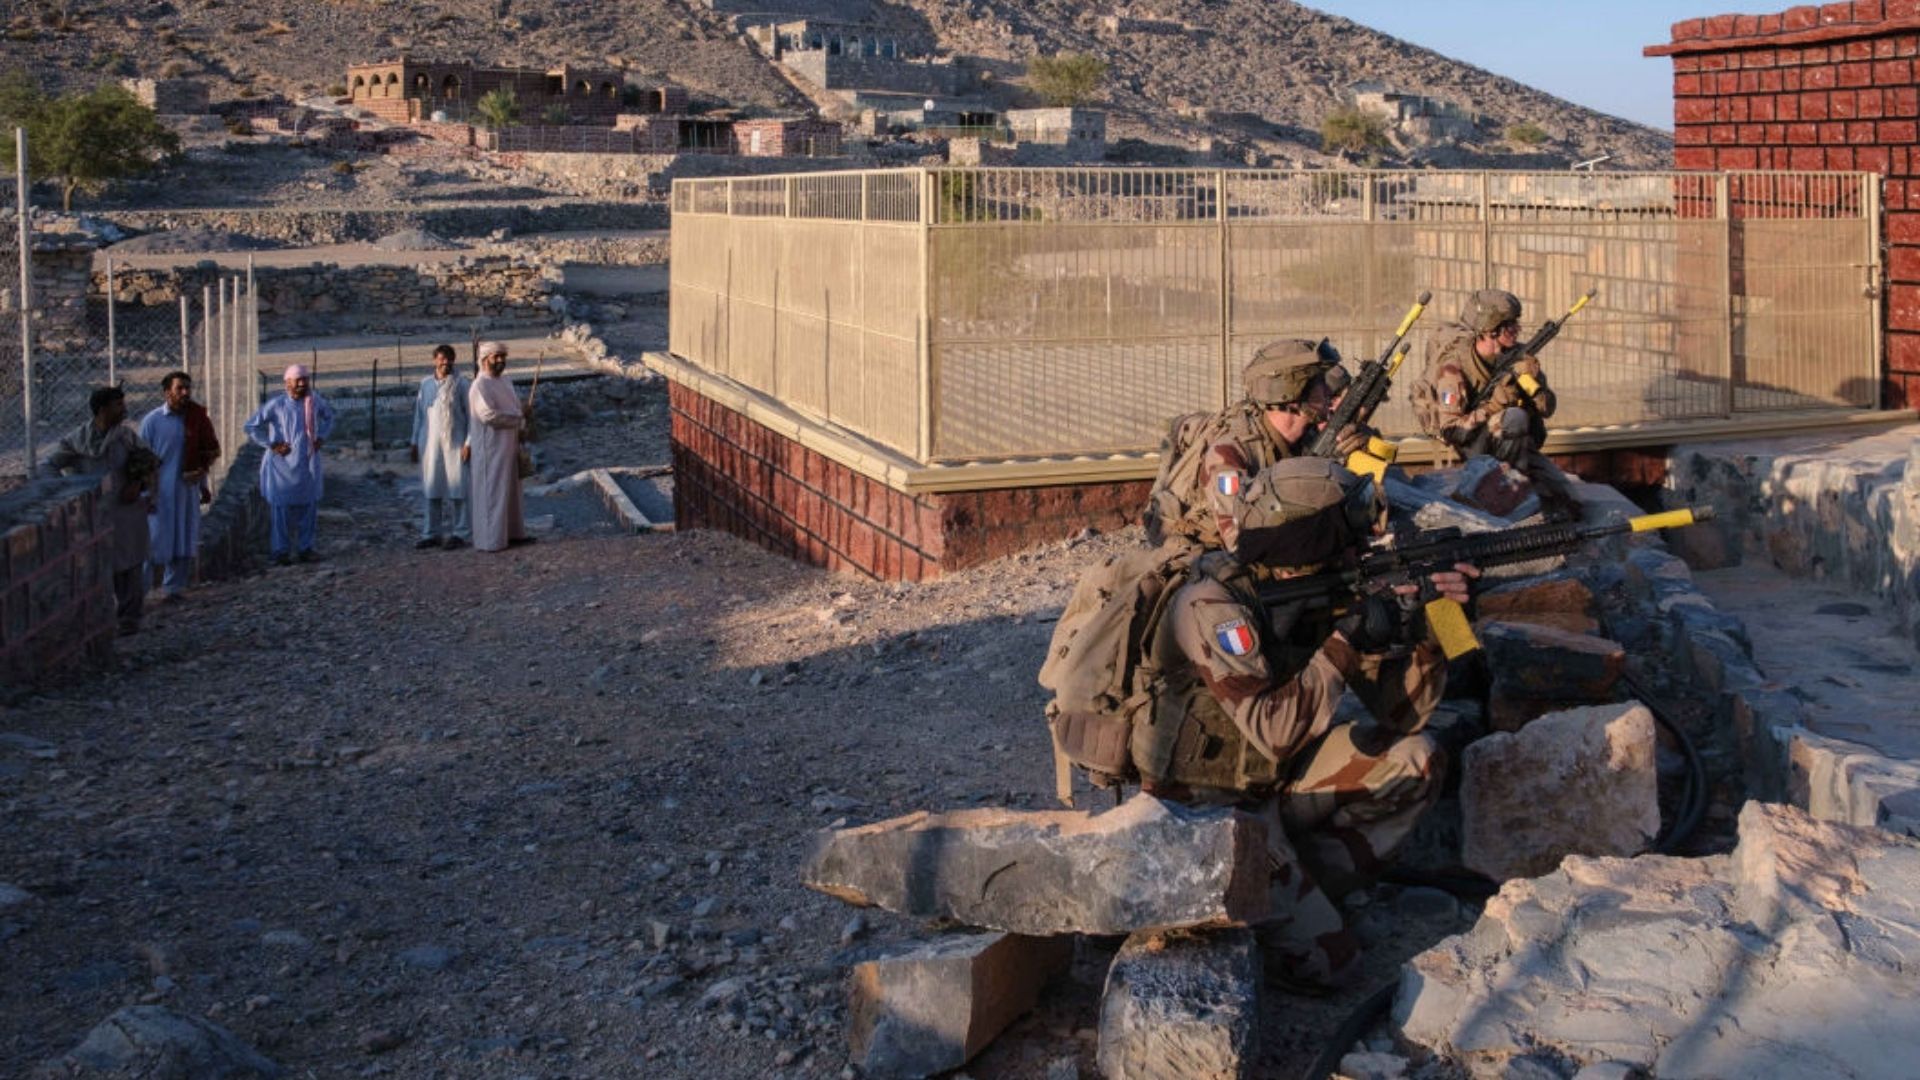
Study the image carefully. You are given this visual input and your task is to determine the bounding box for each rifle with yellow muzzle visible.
[1255,506,1716,660]
[1307,291,1431,482]
[1467,288,1598,413]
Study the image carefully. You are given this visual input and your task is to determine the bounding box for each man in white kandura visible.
[467,341,532,553]
[411,344,471,550]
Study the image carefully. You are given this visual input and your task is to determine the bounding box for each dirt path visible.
[0,378,1468,1078]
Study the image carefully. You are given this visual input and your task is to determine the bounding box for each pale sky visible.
[1303,2,1688,131]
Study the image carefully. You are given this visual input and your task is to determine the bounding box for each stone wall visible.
[99,258,559,328]
[0,475,117,686]
[91,202,667,247]
[0,219,99,356]
[119,78,209,114]
[500,151,861,199]
[1648,3,1920,406]
[784,51,969,96]
[668,381,1148,580]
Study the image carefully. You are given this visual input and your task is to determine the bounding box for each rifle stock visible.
[1466,288,1597,413]
[1254,505,1715,659]
[1306,291,1431,466]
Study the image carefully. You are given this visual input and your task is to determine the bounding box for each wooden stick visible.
[527,351,545,409]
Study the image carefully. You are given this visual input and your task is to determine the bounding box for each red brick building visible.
[1648,2,1920,404]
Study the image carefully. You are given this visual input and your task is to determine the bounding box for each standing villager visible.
[245,364,336,566]
[467,341,532,553]
[410,344,472,550]
[50,386,156,633]
[138,371,206,602]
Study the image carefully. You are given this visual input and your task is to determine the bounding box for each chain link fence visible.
[3,204,260,493]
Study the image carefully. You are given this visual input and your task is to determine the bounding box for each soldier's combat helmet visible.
[1244,338,1342,407]
[1462,289,1523,334]
[1229,457,1375,570]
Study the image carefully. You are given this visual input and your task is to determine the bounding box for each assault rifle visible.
[1255,505,1714,660]
[1465,288,1597,412]
[1306,291,1432,480]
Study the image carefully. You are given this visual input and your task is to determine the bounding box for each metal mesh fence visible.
[670,168,1883,464]
[0,213,20,478]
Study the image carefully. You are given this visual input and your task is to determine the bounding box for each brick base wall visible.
[0,475,117,685]
[668,381,1149,580]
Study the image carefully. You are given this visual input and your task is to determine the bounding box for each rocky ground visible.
[0,374,1491,1079]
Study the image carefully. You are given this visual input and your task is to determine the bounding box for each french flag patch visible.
[1440,390,1459,406]
[1214,618,1255,656]
[1214,472,1242,497]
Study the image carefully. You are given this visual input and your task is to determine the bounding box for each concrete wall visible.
[0,475,117,685]
[120,78,209,114]
[1650,3,1920,407]
[668,381,1149,580]
[783,51,968,96]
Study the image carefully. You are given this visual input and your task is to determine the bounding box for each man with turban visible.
[467,341,532,553]
[245,364,336,566]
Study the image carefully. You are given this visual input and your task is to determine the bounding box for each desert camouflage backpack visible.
[1037,544,1197,805]
[1143,404,1273,547]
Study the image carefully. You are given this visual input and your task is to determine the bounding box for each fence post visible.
[105,254,116,386]
[16,127,35,479]
[179,295,189,371]
[917,168,933,463]
[1865,172,1883,408]
[1217,169,1232,411]
[1478,171,1493,288]
[1718,173,1735,418]
[199,283,210,380]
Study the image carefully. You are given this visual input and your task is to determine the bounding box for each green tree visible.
[1027,53,1107,107]
[1506,121,1549,146]
[0,77,181,210]
[540,104,571,127]
[474,87,520,130]
[1320,105,1391,156]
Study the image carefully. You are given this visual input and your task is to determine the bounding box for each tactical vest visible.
[1042,548,1326,803]
[1142,402,1289,548]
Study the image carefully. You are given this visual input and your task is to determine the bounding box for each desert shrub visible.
[1320,105,1391,155]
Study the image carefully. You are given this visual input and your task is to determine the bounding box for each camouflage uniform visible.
[1145,340,1355,548]
[1424,290,1577,515]
[1146,460,1448,988]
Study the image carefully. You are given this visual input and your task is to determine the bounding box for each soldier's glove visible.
[1334,591,1423,653]
[1332,422,1371,458]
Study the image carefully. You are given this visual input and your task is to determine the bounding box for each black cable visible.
[1298,980,1398,1080]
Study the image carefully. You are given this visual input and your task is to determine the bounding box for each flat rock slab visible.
[1476,573,1600,636]
[1398,802,1920,1080]
[1098,929,1260,1080]
[1480,621,1625,730]
[1461,702,1658,881]
[44,1005,282,1078]
[848,932,1070,1079]
[802,795,1269,935]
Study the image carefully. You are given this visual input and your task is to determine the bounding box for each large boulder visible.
[1397,802,1920,1079]
[1098,929,1260,1080]
[802,795,1269,935]
[42,1006,282,1078]
[1460,702,1659,881]
[847,932,1070,1079]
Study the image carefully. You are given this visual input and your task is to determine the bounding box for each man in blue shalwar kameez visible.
[245,364,336,566]
[138,371,205,601]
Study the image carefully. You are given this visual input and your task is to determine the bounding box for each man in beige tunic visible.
[467,341,532,552]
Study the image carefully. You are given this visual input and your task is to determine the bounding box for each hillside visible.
[1,0,1670,168]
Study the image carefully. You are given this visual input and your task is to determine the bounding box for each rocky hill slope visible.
[2,0,1670,168]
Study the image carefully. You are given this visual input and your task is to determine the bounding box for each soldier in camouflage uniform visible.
[1422,289,1578,518]
[1144,339,1368,548]
[1147,458,1473,988]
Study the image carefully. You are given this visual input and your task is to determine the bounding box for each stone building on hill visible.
[345,59,627,124]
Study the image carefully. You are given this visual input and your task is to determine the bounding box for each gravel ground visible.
[0,378,1479,1078]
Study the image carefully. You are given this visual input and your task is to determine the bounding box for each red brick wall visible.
[1651,2,1920,404]
[669,381,1149,580]
[0,476,117,685]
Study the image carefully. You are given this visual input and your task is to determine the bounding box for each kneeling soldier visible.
[1048,458,1475,988]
